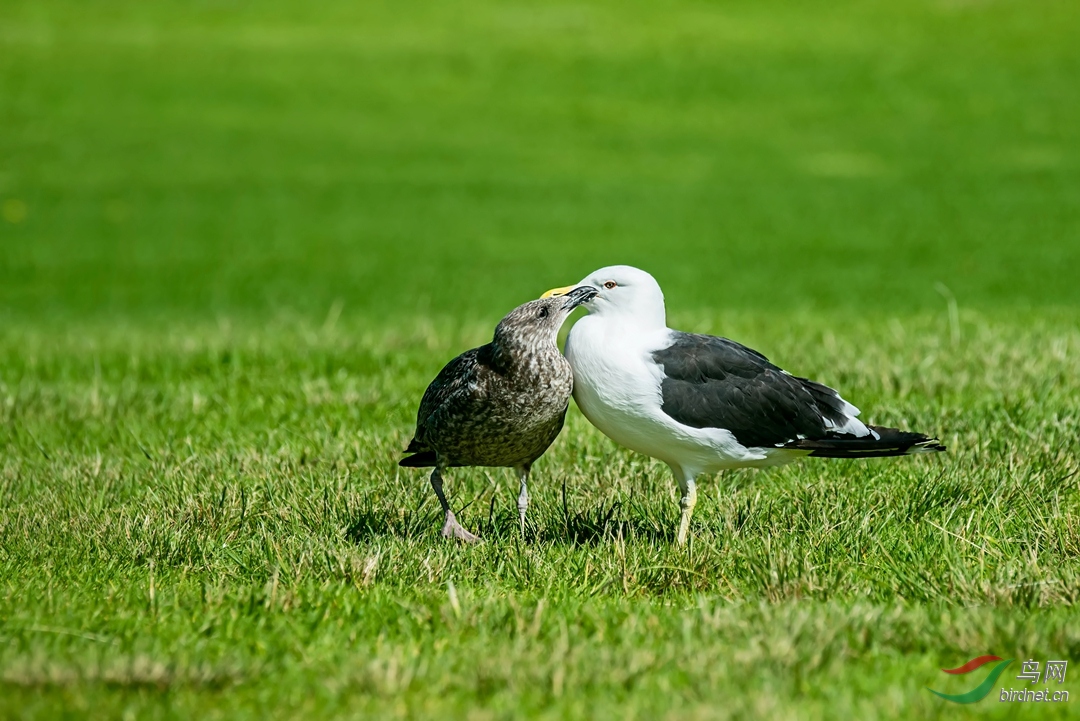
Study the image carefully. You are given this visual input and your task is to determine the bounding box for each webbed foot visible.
[441,512,481,543]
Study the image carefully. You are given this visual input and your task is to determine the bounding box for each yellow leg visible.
[675,479,697,546]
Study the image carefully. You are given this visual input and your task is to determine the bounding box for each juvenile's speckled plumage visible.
[401,286,598,541]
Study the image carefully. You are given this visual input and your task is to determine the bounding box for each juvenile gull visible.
[544,265,945,545]
[400,286,599,542]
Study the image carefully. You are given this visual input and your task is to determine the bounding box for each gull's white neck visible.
[568,290,670,355]
[602,299,667,332]
[568,311,671,357]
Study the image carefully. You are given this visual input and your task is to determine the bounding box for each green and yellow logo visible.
[927,655,1014,704]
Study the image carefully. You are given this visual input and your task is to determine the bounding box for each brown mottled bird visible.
[400,286,599,542]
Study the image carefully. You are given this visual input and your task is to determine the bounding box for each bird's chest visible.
[500,360,572,425]
[566,326,668,443]
[436,356,572,466]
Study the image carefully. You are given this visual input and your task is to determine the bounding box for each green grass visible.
[2,0,1078,319]
[2,0,1079,718]
[3,314,1078,718]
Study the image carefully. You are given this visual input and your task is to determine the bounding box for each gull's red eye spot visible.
[603,281,617,290]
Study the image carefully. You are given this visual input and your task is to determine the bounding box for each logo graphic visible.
[928,655,1014,704]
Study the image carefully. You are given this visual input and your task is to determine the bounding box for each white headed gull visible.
[544,265,944,545]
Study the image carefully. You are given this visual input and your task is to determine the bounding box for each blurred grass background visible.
[2,0,1078,323]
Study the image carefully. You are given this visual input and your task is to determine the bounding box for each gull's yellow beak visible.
[541,285,576,299]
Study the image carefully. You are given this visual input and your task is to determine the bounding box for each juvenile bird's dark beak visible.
[560,285,599,310]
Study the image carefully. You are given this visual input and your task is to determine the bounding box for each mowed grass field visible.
[2,0,1079,718]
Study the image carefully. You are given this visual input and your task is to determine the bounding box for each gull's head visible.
[543,265,666,327]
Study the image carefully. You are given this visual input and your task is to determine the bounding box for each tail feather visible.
[784,425,946,458]
[399,436,438,467]
[399,450,437,467]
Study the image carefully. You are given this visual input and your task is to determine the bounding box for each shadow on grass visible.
[344,499,673,546]
[533,499,672,546]
[345,506,434,543]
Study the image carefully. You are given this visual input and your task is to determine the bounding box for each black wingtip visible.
[787,426,947,458]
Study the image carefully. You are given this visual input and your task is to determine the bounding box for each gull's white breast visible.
[565,316,778,473]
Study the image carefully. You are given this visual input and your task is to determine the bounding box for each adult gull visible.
[544,265,945,545]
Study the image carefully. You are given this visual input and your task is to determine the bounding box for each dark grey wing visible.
[404,346,486,453]
[652,332,853,448]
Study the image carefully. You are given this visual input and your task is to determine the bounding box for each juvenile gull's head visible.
[492,286,598,355]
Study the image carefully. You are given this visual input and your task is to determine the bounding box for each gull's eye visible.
[538,306,549,319]
[603,280,617,290]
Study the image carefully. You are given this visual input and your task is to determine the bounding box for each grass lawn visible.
[2,0,1079,718]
